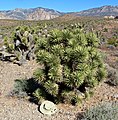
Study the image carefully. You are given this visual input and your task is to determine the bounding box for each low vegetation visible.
[78,102,118,120]
[107,37,118,47]
[107,66,118,86]
[8,78,39,99]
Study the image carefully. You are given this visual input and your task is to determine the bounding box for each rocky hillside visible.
[0,6,118,20]
[0,7,63,20]
[72,5,118,16]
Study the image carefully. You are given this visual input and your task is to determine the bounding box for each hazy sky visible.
[0,0,117,12]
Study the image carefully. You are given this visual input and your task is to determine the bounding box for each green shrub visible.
[79,102,118,120]
[8,78,39,98]
[33,25,106,104]
[107,37,118,47]
[9,79,28,98]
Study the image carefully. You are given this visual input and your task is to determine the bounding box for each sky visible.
[0,0,118,12]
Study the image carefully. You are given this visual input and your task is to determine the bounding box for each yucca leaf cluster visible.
[34,25,106,104]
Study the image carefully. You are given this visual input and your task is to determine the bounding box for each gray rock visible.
[107,45,115,50]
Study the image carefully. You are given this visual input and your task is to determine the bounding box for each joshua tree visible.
[33,24,106,105]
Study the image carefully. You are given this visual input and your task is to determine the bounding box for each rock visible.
[111,93,118,100]
[107,45,115,50]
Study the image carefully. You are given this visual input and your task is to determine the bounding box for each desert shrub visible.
[78,102,118,120]
[8,78,39,98]
[33,24,106,105]
[106,64,118,86]
[107,37,118,47]
[8,79,28,98]
[103,28,108,32]
[108,71,118,86]
[3,26,38,65]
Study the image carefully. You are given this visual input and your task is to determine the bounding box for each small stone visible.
[111,93,118,99]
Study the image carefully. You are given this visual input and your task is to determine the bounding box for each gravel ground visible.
[0,60,118,120]
[0,61,77,120]
[0,98,77,120]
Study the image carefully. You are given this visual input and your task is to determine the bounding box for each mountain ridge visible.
[0,7,63,20]
[72,5,118,16]
[0,5,118,20]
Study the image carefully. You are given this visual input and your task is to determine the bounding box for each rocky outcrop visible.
[0,13,11,19]
[26,8,61,20]
[0,7,63,20]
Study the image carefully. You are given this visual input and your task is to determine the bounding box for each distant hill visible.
[0,6,118,20]
[0,7,63,20]
[72,5,118,16]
